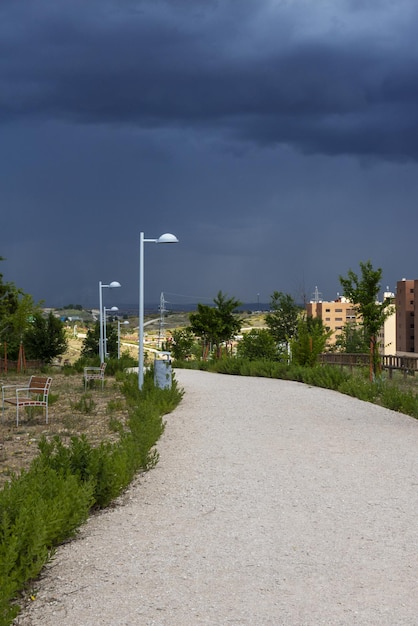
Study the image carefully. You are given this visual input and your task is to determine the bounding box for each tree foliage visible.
[265,291,301,345]
[24,311,68,363]
[339,260,394,376]
[334,322,369,354]
[0,258,40,359]
[0,259,21,345]
[189,291,242,358]
[237,328,278,361]
[81,320,118,360]
[170,327,196,360]
[291,315,332,367]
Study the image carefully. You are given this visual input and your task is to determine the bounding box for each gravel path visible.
[16,370,418,625]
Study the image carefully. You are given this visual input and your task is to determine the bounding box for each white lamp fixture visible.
[98,281,121,363]
[139,232,179,389]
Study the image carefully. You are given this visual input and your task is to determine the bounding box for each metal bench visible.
[83,362,107,390]
[1,375,53,426]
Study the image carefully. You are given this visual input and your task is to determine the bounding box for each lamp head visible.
[157,233,179,244]
[109,281,121,288]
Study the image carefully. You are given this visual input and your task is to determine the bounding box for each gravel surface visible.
[15,370,418,625]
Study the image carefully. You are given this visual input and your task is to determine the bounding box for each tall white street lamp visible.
[139,232,179,389]
[104,306,119,359]
[118,319,130,359]
[99,281,121,363]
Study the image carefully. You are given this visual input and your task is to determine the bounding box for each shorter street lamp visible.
[139,232,179,389]
[117,320,129,359]
[99,281,121,363]
[104,306,118,359]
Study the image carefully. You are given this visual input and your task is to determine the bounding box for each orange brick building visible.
[396,279,416,353]
[306,289,396,354]
[306,295,358,345]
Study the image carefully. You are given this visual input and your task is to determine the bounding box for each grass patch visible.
[70,394,97,414]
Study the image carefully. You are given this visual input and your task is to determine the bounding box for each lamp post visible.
[104,306,119,359]
[98,281,121,363]
[117,319,130,359]
[139,232,179,390]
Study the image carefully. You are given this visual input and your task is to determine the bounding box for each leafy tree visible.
[189,291,242,358]
[334,322,369,353]
[0,260,40,359]
[170,328,196,360]
[237,328,278,361]
[265,292,301,347]
[0,258,21,353]
[24,311,68,363]
[339,260,393,378]
[81,322,100,359]
[291,315,332,367]
[81,321,118,359]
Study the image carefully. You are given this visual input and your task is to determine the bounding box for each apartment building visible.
[306,289,396,354]
[396,279,416,353]
[380,291,396,355]
[306,294,358,345]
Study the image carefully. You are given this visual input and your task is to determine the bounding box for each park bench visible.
[1,375,53,426]
[83,362,107,390]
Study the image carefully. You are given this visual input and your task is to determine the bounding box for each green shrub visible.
[298,365,350,390]
[0,463,93,625]
[70,394,96,414]
[379,385,418,417]
[0,370,183,625]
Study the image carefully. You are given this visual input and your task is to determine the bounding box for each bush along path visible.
[0,371,183,626]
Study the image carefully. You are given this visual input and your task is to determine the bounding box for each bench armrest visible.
[2,384,19,401]
[1,384,19,392]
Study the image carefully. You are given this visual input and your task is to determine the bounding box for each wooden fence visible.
[0,359,44,374]
[319,353,418,378]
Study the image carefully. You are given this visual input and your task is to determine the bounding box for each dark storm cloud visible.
[2,0,418,308]
[1,0,418,160]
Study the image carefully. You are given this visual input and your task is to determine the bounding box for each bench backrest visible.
[28,376,52,400]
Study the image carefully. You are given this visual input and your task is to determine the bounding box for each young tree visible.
[189,291,242,358]
[237,328,278,361]
[81,321,118,359]
[24,311,68,363]
[334,322,369,354]
[0,258,21,354]
[339,260,393,378]
[81,322,100,359]
[265,291,301,348]
[290,315,332,367]
[170,327,196,360]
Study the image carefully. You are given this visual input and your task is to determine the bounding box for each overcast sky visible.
[2,0,418,309]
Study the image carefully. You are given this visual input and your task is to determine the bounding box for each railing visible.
[0,359,44,374]
[381,355,418,378]
[319,353,418,378]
